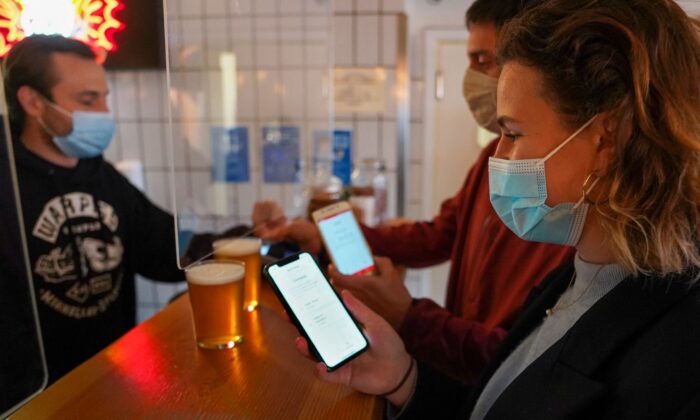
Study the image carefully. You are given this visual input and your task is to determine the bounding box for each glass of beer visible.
[213,238,262,312]
[186,260,245,349]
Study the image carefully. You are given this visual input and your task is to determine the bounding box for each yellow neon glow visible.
[0,1,23,57]
[0,0,124,57]
[73,0,124,52]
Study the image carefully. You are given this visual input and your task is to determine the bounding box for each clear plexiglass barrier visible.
[163,0,336,267]
[0,70,48,417]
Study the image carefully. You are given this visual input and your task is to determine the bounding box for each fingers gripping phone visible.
[264,252,368,371]
[312,201,376,276]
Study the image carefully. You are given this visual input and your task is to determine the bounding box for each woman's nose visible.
[493,136,513,160]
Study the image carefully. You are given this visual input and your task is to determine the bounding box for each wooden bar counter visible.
[13,283,383,419]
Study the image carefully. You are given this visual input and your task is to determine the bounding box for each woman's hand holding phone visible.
[294,290,417,408]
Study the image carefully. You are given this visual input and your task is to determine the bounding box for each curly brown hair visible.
[498,0,700,276]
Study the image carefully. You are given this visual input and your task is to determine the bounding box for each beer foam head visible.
[186,262,244,285]
[212,238,261,257]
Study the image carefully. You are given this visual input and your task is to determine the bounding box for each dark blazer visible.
[398,261,700,419]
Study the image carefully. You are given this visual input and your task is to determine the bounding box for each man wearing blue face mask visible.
[37,99,116,159]
[1,35,185,385]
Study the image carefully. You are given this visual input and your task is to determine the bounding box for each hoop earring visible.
[582,172,608,206]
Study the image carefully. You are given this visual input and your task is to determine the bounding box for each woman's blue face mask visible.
[488,117,598,246]
[39,99,115,159]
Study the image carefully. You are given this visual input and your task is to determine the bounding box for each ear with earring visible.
[581,171,610,207]
[582,117,616,207]
[582,173,599,203]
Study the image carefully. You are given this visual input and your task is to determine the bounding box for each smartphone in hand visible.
[264,252,368,371]
[312,201,375,276]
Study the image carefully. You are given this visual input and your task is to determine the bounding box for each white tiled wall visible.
[105,0,410,322]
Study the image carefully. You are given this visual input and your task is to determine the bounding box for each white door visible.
[420,31,488,304]
[431,40,482,214]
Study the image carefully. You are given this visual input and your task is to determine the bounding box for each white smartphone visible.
[264,252,369,370]
[312,201,376,276]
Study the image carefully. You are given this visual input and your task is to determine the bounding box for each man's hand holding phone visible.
[313,202,376,276]
[294,290,417,408]
[328,257,412,331]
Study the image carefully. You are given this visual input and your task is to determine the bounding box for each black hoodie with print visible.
[12,141,185,384]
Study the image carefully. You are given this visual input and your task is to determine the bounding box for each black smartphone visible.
[263,252,369,371]
[260,240,300,260]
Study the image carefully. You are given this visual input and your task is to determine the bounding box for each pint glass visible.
[213,238,262,312]
[186,261,245,349]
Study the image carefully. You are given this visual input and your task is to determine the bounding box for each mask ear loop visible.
[572,172,601,211]
[542,116,597,162]
[37,94,74,138]
[42,96,73,118]
[36,117,58,137]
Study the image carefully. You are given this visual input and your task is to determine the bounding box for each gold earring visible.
[582,172,608,205]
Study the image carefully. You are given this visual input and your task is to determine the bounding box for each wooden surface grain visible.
[14,283,383,419]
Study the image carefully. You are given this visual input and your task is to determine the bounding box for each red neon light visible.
[0,0,124,58]
[74,0,125,52]
[0,1,23,57]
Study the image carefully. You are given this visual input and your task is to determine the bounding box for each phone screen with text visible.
[317,210,375,275]
[267,253,367,369]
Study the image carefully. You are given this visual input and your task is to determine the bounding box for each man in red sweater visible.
[254,0,573,383]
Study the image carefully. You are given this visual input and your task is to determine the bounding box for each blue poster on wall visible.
[313,130,353,186]
[211,126,250,183]
[332,130,352,186]
[262,125,300,183]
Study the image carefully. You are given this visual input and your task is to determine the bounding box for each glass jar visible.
[306,158,343,219]
[372,159,388,225]
[350,158,387,226]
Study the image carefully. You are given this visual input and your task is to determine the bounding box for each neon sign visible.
[0,0,124,58]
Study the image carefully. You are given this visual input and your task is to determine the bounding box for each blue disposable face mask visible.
[488,116,598,246]
[39,100,115,159]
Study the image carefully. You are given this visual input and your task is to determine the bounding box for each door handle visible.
[435,70,445,100]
